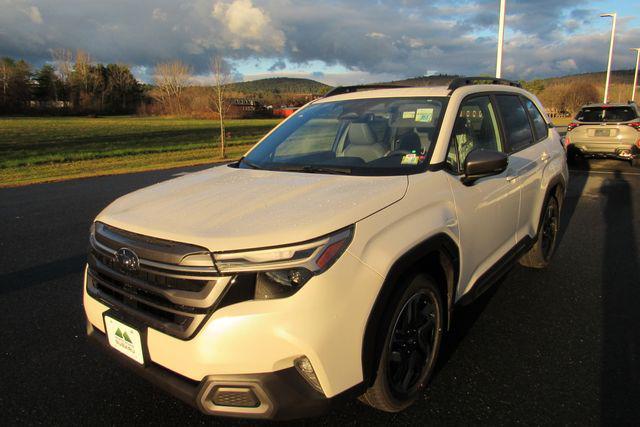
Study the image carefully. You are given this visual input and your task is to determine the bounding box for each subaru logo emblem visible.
[115,248,140,272]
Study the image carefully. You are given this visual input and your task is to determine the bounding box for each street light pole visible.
[631,48,640,102]
[600,12,617,104]
[496,0,506,78]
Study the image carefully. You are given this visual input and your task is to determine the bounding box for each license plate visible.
[595,129,610,137]
[104,316,145,364]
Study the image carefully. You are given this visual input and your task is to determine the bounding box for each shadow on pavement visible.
[599,170,640,423]
[0,253,86,295]
[557,160,590,247]
[435,285,499,372]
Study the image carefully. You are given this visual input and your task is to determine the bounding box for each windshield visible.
[240,97,448,176]
[576,106,638,123]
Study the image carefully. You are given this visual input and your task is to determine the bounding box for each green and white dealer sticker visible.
[104,316,144,365]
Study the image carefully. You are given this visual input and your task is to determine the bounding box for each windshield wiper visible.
[239,157,263,170]
[276,165,353,175]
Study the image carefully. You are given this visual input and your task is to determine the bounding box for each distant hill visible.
[532,69,634,86]
[228,77,331,95]
[224,70,634,96]
[381,70,635,88]
[221,70,634,111]
[383,74,461,87]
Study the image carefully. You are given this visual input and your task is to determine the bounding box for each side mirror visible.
[462,149,508,186]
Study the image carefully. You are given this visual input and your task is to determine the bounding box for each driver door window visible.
[446,96,503,173]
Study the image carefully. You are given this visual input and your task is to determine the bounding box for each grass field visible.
[552,117,572,127]
[0,117,280,187]
[0,115,573,188]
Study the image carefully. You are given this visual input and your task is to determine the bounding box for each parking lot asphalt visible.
[1,159,639,425]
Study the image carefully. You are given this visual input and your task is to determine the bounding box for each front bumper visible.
[86,320,358,419]
[83,250,383,418]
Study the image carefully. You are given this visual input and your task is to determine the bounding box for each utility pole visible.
[600,12,617,104]
[496,0,506,78]
[631,48,640,102]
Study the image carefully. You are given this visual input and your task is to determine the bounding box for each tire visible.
[360,273,444,412]
[519,194,560,269]
[566,145,586,168]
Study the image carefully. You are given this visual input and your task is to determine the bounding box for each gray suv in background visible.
[564,102,640,167]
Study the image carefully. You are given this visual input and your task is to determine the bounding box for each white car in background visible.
[84,77,568,419]
[565,102,640,167]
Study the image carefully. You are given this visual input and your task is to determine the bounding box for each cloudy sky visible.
[0,0,639,85]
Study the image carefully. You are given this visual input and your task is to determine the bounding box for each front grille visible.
[91,249,206,293]
[87,222,233,339]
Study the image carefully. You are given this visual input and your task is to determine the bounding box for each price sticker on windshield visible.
[401,153,420,165]
[415,108,434,123]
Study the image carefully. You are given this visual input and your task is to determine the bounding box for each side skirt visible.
[456,236,535,306]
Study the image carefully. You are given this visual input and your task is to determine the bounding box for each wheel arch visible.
[535,174,566,234]
[360,233,459,387]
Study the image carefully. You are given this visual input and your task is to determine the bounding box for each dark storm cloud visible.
[0,0,637,82]
[268,59,286,71]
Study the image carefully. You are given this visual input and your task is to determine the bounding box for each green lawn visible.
[0,116,280,187]
[552,117,572,127]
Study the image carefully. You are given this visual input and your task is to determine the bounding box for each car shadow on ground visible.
[599,169,640,423]
[437,161,591,377]
[0,253,87,296]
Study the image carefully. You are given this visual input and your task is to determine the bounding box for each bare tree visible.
[74,50,91,93]
[0,60,10,103]
[51,48,73,106]
[210,56,232,158]
[153,60,192,115]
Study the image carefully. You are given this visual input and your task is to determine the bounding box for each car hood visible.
[96,165,408,251]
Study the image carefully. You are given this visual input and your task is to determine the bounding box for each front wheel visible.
[360,274,443,412]
[519,195,560,269]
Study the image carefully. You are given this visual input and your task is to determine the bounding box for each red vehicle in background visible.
[273,107,299,117]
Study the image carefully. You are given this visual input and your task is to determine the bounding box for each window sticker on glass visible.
[401,153,420,165]
[402,111,416,119]
[415,108,434,123]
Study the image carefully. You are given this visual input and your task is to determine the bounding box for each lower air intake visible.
[210,387,260,408]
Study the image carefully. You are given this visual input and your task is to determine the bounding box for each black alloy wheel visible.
[541,196,559,261]
[386,290,438,399]
[360,274,443,412]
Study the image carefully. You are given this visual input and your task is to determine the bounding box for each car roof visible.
[313,84,527,104]
[313,86,451,103]
[580,103,636,109]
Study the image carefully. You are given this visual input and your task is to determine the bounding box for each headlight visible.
[214,226,354,299]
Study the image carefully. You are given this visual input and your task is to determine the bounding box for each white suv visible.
[83,78,568,419]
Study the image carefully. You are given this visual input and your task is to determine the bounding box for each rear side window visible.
[576,107,638,123]
[522,98,548,141]
[496,95,534,152]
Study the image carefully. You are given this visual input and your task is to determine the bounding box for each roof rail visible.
[447,76,522,93]
[324,84,411,98]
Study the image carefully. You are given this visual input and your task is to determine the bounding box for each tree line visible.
[0,50,143,115]
[145,59,319,119]
[521,70,634,117]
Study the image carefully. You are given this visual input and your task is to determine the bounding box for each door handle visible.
[540,152,550,162]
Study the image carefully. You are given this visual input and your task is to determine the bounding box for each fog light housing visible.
[294,356,323,394]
